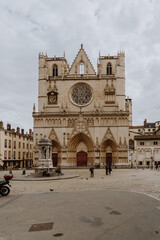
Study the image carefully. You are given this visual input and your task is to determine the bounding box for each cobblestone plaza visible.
[1,168,159,200]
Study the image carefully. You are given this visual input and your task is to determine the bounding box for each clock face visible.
[49,95,56,103]
[48,91,57,104]
[71,84,92,106]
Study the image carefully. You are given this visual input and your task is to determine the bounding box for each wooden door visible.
[106,153,112,166]
[77,151,87,167]
[52,153,58,167]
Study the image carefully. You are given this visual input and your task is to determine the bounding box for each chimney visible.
[0,121,3,129]
[16,127,20,134]
[7,123,11,131]
[21,129,24,135]
[29,129,32,135]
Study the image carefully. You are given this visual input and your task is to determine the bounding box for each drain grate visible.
[53,233,64,237]
[29,222,54,232]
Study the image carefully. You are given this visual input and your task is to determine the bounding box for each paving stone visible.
[0,169,159,200]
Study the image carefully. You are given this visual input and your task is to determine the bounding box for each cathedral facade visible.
[33,44,132,167]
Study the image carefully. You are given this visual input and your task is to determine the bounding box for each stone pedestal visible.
[36,137,55,175]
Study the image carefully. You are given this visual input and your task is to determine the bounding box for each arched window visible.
[80,62,84,74]
[107,62,112,75]
[53,65,58,77]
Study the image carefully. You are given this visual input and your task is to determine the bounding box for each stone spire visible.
[33,103,36,113]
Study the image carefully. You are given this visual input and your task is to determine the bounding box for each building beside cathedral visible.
[33,44,132,167]
[0,121,33,168]
[129,119,160,168]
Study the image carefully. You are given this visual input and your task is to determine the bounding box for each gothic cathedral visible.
[33,44,132,167]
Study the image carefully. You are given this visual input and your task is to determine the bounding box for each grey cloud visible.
[0,0,160,129]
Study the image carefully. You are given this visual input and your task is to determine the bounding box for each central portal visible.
[77,151,87,167]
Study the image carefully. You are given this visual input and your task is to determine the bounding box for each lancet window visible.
[80,62,84,74]
[53,64,58,77]
[107,62,112,75]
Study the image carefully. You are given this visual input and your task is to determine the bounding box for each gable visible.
[69,114,93,141]
[69,44,96,75]
[101,127,117,146]
[48,128,60,145]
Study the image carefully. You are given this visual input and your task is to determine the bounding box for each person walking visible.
[109,165,112,174]
[105,165,108,175]
[155,162,158,170]
[89,164,94,177]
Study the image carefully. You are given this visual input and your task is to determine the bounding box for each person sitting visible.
[42,171,50,177]
[55,167,63,175]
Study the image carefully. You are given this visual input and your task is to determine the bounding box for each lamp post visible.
[130,151,133,168]
[22,153,27,175]
[135,160,137,169]
[24,152,28,169]
[151,156,153,170]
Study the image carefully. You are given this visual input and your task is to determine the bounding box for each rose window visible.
[71,85,92,106]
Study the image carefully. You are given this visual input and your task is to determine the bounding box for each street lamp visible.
[24,152,28,169]
[151,156,153,170]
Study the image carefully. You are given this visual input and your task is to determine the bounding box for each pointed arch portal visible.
[101,139,118,165]
[68,133,94,166]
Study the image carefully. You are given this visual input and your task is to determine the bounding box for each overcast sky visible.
[0,0,160,132]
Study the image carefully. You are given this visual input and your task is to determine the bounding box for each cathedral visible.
[33,44,132,167]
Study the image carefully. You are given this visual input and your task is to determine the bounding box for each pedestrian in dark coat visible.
[89,164,94,177]
[105,165,108,175]
[155,162,158,170]
[109,165,112,174]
